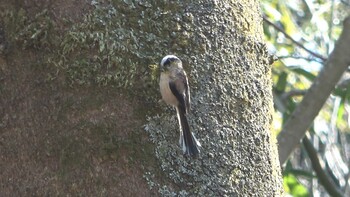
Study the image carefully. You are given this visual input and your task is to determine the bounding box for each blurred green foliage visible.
[283,174,309,197]
[262,0,350,196]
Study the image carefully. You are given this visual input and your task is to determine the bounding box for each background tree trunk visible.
[0,0,283,196]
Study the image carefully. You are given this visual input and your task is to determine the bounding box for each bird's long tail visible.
[176,107,201,157]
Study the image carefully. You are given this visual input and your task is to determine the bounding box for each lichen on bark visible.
[0,0,283,196]
[145,0,283,196]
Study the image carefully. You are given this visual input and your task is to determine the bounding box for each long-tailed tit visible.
[159,55,201,157]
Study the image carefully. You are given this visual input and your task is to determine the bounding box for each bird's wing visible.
[169,71,190,114]
[184,72,190,113]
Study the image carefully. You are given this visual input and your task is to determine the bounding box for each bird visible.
[159,55,201,157]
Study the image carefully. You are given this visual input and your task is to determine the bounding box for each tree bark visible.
[146,1,283,196]
[0,0,283,196]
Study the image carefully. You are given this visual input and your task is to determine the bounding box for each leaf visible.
[283,174,310,197]
[275,71,288,92]
[263,3,282,21]
[289,67,316,81]
[335,87,350,129]
[289,169,316,178]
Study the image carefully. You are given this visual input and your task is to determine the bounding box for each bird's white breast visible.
[160,73,178,106]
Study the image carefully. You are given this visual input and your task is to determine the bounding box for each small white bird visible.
[159,55,201,157]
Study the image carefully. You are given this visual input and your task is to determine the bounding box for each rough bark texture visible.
[145,0,283,196]
[0,0,283,196]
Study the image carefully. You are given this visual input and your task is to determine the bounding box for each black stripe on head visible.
[164,57,179,66]
[163,58,172,66]
[161,55,181,67]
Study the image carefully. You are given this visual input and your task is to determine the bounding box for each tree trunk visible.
[0,0,283,196]
[145,1,283,196]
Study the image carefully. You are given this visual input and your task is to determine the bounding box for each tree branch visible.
[281,89,307,101]
[278,55,324,63]
[302,136,344,197]
[278,16,350,164]
[263,16,327,61]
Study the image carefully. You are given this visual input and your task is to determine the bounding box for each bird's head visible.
[160,55,183,72]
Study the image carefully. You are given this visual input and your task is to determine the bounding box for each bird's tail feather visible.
[176,107,201,157]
